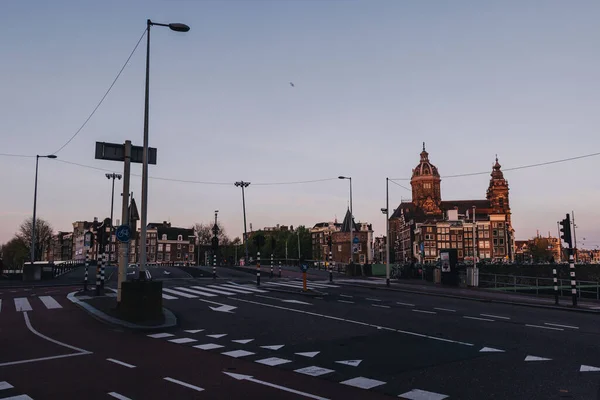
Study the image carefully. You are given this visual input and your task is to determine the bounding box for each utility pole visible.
[384,178,390,286]
[234,181,250,265]
[117,141,131,304]
[106,173,122,267]
[572,211,578,263]
[297,229,301,263]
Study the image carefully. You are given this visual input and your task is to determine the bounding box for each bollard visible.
[270,254,273,278]
[84,251,89,291]
[552,268,559,305]
[569,251,577,306]
[279,260,282,278]
[95,253,102,296]
[213,254,216,279]
[257,251,261,286]
[100,253,106,289]
[329,251,333,283]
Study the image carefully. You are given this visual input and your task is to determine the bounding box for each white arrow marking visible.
[222,372,330,400]
[335,359,362,367]
[232,339,254,344]
[580,365,600,372]
[282,300,312,305]
[184,329,204,334]
[479,347,505,353]
[261,345,284,351]
[295,351,319,358]
[209,305,237,313]
[525,355,552,362]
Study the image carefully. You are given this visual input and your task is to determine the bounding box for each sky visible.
[1,0,599,248]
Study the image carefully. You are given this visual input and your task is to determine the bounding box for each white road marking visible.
[255,294,286,301]
[162,293,178,300]
[206,334,227,339]
[222,372,329,400]
[282,299,313,305]
[3,395,34,400]
[479,347,505,353]
[232,339,254,344]
[168,338,197,344]
[174,286,217,298]
[266,282,315,290]
[14,298,32,312]
[193,343,223,350]
[340,376,386,390]
[108,392,132,400]
[162,288,197,298]
[214,284,254,294]
[0,352,89,368]
[397,302,415,307]
[184,329,204,334]
[295,366,335,377]
[544,323,579,330]
[255,357,292,366]
[340,294,353,298]
[372,304,390,308]
[526,324,563,331]
[106,358,136,368]
[413,309,436,314]
[295,351,320,358]
[338,300,354,304]
[434,307,455,312]
[399,388,449,400]
[261,345,284,350]
[39,296,62,309]
[227,283,269,293]
[229,297,474,346]
[580,365,600,372]
[0,382,14,390]
[480,313,510,320]
[366,298,381,302]
[463,316,494,322]
[524,355,552,361]
[190,286,236,295]
[222,349,255,358]
[335,360,362,367]
[147,333,174,339]
[164,377,204,392]
[23,312,90,354]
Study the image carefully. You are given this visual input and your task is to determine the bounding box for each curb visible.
[67,291,178,330]
[337,282,600,315]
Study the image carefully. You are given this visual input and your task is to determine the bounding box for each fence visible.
[478,273,600,300]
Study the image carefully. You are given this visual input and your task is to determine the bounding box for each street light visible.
[338,176,353,265]
[139,19,190,275]
[31,154,57,266]
[106,173,122,265]
[234,181,251,264]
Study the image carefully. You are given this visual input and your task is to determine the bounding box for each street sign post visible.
[116,225,132,243]
[95,142,157,165]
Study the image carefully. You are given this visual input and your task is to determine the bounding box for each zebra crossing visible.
[160,280,340,301]
[1,380,34,400]
[0,296,64,314]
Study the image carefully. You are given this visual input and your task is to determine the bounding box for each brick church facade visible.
[389,144,515,264]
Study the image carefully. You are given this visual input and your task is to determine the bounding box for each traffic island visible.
[67,288,177,330]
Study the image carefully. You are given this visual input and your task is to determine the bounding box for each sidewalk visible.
[335,276,600,313]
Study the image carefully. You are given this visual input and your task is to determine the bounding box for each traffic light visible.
[559,214,572,247]
[327,235,332,249]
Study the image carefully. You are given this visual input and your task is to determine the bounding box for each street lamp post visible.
[338,176,353,265]
[106,173,122,266]
[31,155,57,266]
[234,181,251,264]
[382,178,390,287]
[139,19,190,276]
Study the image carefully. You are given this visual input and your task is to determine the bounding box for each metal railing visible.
[478,273,600,300]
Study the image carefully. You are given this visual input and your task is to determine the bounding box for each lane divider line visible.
[106,358,136,368]
[164,377,204,392]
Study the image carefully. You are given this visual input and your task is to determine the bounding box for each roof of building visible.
[340,208,358,232]
[411,143,440,179]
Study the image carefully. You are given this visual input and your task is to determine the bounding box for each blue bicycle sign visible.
[116,225,131,243]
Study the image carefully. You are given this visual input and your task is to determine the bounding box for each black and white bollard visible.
[95,253,102,296]
[569,251,577,306]
[213,254,217,279]
[279,260,282,278]
[84,251,89,291]
[256,251,261,286]
[270,254,274,278]
[329,250,333,283]
[100,253,106,289]
[552,268,559,305]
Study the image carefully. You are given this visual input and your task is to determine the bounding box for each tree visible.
[529,237,553,263]
[1,236,29,270]
[193,222,230,246]
[17,217,54,262]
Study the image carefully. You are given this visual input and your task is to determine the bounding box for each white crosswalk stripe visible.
[191,286,236,295]
[217,284,257,294]
[0,296,64,313]
[39,296,62,309]
[161,283,270,300]
[173,287,217,298]
[13,298,32,312]
[162,288,198,298]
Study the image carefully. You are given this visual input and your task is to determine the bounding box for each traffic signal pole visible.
[560,214,577,306]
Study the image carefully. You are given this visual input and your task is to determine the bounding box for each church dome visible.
[491,156,504,180]
[412,143,440,178]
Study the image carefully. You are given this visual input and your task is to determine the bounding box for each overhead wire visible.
[51,29,147,155]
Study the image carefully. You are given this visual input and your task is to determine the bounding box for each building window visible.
[165,253,171,261]
[458,250,463,258]
[177,253,181,259]
[177,244,182,249]
[499,198,504,207]
[166,244,171,252]
[189,244,194,252]
[178,235,183,241]
[423,183,432,189]
[158,244,163,252]
[498,222,504,228]
[338,245,342,252]
[146,239,150,245]
[493,239,498,246]
[493,230,497,237]
[499,238,505,245]
[157,253,163,261]
[150,246,155,254]
[189,254,194,261]
[162,234,167,240]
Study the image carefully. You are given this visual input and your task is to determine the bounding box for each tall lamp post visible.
[338,176,353,265]
[382,178,390,287]
[139,19,190,275]
[106,173,122,265]
[234,181,251,264]
[31,154,57,266]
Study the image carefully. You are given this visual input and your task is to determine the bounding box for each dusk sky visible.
[1,0,599,248]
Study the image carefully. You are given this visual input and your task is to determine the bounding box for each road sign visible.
[353,246,359,254]
[441,252,450,272]
[95,141,157,165]
[115,225,131,243]
[84,231,94,247]
[300,263,308,272]
[353,236,359,244]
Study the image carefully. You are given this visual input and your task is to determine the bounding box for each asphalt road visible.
[3,275,600,399]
